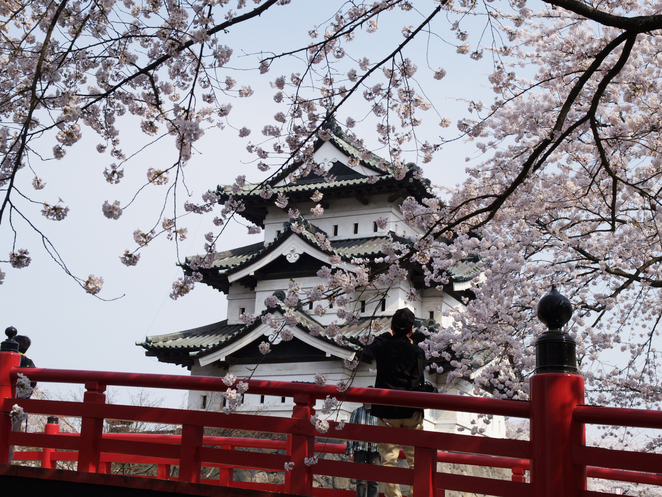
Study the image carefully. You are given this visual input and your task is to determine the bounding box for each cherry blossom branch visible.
[78,0,282,111]
[0,0,70,225]
[543,0,662,32]
[435,31,636,237]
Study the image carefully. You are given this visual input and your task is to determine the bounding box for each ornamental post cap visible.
[5,326,17,339]
[1,326,19,352]
[537,285,573,331]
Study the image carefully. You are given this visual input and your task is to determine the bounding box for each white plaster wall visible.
[420,289,465,328]
[426,381,506,438]
[238,274,464,329]
[226,284,256,325]
[262,195,419,243]
[252,276,425,326]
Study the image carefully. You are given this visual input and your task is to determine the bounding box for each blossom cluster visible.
[9,250,31,269]
[169,272,203,300]
[15,373,33,399]
[83,275,104,295]
[10,404,27,423]
[102,200,122,220]
[41,203,70,221]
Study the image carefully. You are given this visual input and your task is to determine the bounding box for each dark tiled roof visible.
[215,120,433,227]
[269,118,402,184]
[185,222,481,295]
[330,236,392,258]
[137,306,368,367]
[192,225,393,276]
[137,320,246,366]
[209,242,265,269]
[222,171,415,197]
[136,307,439,368]
[447,257,483,282]
[217,172,430,228]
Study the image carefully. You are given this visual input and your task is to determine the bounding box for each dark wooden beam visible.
[355,192,369,205]
[388,192,403,203]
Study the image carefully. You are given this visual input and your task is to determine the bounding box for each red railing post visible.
[179,423,203,483]
[530,287,586,497]
[157,463,172,480]
[286,393,315,496]
[41,416,60,469]
[0,344,21,464]
[217,443,233,485]
[78,380,106,472]
[413,446,437,497]
[512,465,525,483]
[530,373,585,497]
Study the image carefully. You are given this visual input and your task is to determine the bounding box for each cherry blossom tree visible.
[3,0,662,412]
[401,0,662,411]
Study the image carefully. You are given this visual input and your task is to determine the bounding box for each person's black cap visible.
[15,335,31,354]
[392,308,415,336]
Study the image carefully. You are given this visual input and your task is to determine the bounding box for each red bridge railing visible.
[1,351,662,496]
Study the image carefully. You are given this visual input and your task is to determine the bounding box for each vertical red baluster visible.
[511,465,525,483]
[412,446,437,497]
[78,380,106,472]
[157,463,171,480]
[179,424,203,483]
[530,373,586,497]
[286,394,315,496]
[41,416,60,469]
[218,443,232,485]
[0,348,21,464]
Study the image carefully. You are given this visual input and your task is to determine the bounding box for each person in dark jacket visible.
[365,308,426,497]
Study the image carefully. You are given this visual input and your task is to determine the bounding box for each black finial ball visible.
[537,286,573,331]
[5,326,17,340]
[1,326,19,352]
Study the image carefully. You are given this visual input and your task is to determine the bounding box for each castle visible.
[137,120,503,438]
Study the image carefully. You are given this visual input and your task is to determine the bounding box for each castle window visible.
[260,395,265,404]
[381,300,386,312]
[373,221,378,232]
[240,307,245,315]
[309,302,313,310]
[353,223,359,234]
[361,300,366,313]
[429,311,435,320]
[201,395,207,410]
[333,225,339,236]
[281,397,286,403]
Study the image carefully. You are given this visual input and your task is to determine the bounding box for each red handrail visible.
[10,368,532,417]
[1,355,662,496]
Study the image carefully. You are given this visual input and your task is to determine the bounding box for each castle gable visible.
[215,119,432,228]
[138,306,360,369]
